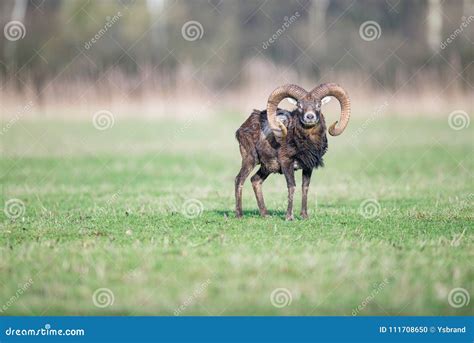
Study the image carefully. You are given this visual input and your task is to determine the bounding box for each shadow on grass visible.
[210,209,286,218]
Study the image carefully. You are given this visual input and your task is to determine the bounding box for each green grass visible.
[0,113,473,316]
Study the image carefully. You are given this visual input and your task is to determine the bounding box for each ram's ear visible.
[286,97,297,105]
[322,96,332,105]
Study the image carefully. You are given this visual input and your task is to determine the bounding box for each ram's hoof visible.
[285,214,294,221]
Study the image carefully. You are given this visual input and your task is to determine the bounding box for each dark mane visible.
[292,117,328,170]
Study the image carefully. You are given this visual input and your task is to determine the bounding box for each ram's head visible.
[266,83,351,137]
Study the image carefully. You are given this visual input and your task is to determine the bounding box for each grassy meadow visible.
[0,112,473,315]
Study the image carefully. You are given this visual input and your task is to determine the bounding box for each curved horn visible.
[266,84,308,138]
[309,83,351,136]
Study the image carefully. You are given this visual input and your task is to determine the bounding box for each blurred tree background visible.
[0,0,472,110]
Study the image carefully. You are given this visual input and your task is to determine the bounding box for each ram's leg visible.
[235,149,255,218]
[251,167,270,217]
[301,169,313,219]
[281,163,296,221]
